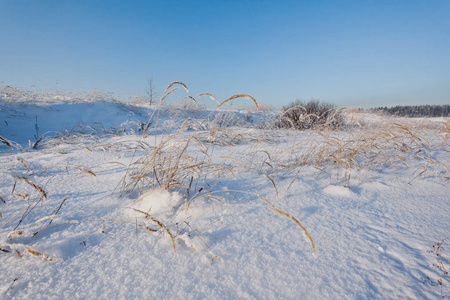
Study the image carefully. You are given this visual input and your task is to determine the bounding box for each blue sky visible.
[1,0,449,108]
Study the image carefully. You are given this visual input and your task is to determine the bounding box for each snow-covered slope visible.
[0,100,449,299]
[0,100,274,148]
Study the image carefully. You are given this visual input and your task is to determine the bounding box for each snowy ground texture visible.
[0,96,449,299]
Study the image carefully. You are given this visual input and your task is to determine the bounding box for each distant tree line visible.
[370,105,449,117]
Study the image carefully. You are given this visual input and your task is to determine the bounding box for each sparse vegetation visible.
[269,121,450,187]
[0,82,449,298]
[0,83,118,104]
[118,82,316,256]
[422,238,450,299]
[277,99,344,130]
[0,136,12,149]
[1,82,319,259]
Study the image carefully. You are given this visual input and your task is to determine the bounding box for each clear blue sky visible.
[1,0,449,107]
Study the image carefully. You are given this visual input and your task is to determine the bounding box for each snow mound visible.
[126,189,186,218]
[0,101,148,146]
[323,185,356,198]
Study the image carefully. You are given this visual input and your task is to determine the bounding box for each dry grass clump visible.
[275,120,450,186]
[118,82,316,257]
[119,131,220,194]
[120,82,259,195]
[422,237,450,299]
[0,135,21,150]
[196,112,252,145]
[0,153,107,242]
[439,121,450,144]
[0,243,54,261]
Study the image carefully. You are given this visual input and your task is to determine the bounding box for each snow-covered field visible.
[0,96,449,299]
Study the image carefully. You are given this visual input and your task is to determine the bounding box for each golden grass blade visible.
[166,227,176,253]
[419,135,431,148]
[17,158,30,172]
[79,145,92,152]
[217,94,259,110]
[416,154,439,166]
[23,178,47,201]
[349,159,360,169]
[76,167,96,177]
[159,81,190,105]
[183,200,315,257]
[13,193,28,200]
[205,195,225,204]
[265,174,278,200]
[180,117,199,130]
[209,254,222,262]
[195,92,220,104]
[264,161,274,169]
[269,207,316,257]
[184,96,198,107]
[219,156,238,160]
[131,208,176,253]
[139,224,158,232]
[259,150,272,162]
[133,208,165,227]
[7,230,23,239]
[164,81,189,95]
[160,87,179,104]
[258,195,274,207]
[391,123,416,139]
[190,135,208,150]
[25,246,53,261]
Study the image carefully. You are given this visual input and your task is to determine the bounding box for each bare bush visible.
[277,99,343,130]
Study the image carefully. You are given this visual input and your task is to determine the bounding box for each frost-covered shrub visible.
[277,99,343,130]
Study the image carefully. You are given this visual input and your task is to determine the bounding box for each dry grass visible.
[120,82,259,195]
[269,207,316,256]
[10,174,47,202]
[0,136,12,149]
[75,167,97,177]
[118,82,317,256]
[2,81,448,261]
[422,237,450,299]
[0,81,318,260]
[266,119,450,187]
[0,243,53,261]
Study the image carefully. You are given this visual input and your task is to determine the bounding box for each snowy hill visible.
[0,101,148,146]
[0,98,449,299]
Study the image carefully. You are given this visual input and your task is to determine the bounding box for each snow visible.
[130,189,185,216]
[1,99,449,299]
[323,185,355,197]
